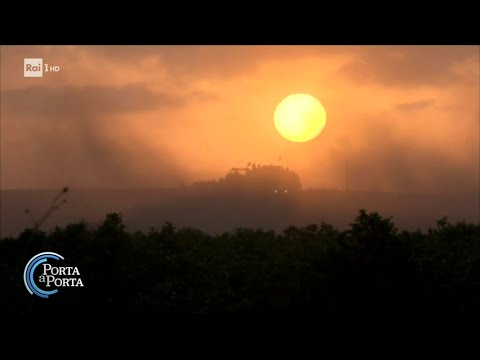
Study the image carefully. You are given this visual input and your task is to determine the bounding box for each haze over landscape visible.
[1,46,479,236]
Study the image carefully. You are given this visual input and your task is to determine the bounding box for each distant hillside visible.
[1,188,478,238]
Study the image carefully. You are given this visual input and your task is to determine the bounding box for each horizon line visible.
[1,187,478,196]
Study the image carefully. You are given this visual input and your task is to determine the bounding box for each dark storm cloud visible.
[396,99,435,111]
[1,85,193,188]
[338,46,477,87]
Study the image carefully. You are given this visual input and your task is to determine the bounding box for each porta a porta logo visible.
[24,252,84,299]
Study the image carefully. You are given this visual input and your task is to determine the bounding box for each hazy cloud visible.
[1,46,478,193]
[2,84,187,119]
[1,84,194,188]
[396,99,435,111]
[85,45,348,79]
[327,117,479,193]
[338,46,478,87]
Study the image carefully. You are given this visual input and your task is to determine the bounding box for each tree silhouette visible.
[1,209,479,316]
[25,186,69,230]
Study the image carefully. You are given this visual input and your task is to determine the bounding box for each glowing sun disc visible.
[274,93,327,143]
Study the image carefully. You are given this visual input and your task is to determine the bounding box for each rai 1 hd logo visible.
[24,252,84,299]
[24,58,61,78]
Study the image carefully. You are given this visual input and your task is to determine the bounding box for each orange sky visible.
[1,46,479,193]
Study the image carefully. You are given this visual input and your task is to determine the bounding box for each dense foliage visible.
[1,210,479,316]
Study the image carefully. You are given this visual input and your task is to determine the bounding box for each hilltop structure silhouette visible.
[191,163,302,194]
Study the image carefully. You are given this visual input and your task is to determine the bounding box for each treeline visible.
[1,210,479,315]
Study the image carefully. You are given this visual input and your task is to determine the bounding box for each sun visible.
[274,93,327,143]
